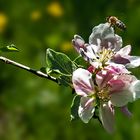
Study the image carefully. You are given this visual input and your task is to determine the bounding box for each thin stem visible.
[0,56,58,83]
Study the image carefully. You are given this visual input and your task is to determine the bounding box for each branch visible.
[0,56,58,83]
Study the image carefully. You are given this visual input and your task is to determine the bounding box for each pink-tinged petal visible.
[112,54,130,65]
[72,68,94,96]
[96,69,114,89]
[99,101,115,133]
[110,75,137,106]
[130,80,140,100]
[72,35,85,53]
[125,56,140,68]
[120,106,132,118]
[112,45,132,65]
[78,97,95,123]
[108,73,134,91]
[96,70,106,88]
[105,63,130,74]
[108,79,125,93]
[96,67,134,100]
[88,65,95,73]
[112,45,140,68]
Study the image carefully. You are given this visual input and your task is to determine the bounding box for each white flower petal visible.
[99,102,115,133]
[130,80,140,100]
[89,23,113,44]
[78,97,95,123]
[89,23,122,50]
[113,35,123,51]
[90,61,102,69]
[85,44,98,60]
[117,45,131,55]
[126,56,140,68]
[72,68,94,96]
[110,90,134,107]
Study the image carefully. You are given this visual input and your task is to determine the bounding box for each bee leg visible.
[113,25,116,35]
[109,23,112,28]
[109,24,116,35]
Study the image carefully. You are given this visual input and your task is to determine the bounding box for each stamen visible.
[96,48,114,67]
[97,86,111,102]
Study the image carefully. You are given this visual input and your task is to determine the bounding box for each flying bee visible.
[106,16,126,31]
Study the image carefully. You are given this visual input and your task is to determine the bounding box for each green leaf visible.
[73,55,88,68]
[46,48,78,86]
[46,48,77,75]
[40,66,72,86]
[70,95,81,121]
[0,44,19,52]
[58,75,72,87]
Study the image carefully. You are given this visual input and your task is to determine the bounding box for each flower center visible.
[97,48,114,67]
[97,86,111,102]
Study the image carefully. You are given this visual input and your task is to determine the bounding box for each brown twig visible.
[0,56,58,83]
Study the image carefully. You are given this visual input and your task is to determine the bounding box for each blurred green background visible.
[0,0,140,140]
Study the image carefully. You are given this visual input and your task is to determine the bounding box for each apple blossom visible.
[72,23,140,69]
[72,66,140,133]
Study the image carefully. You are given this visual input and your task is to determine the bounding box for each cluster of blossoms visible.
[72,23,140,133]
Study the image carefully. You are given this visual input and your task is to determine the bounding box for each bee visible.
[106,16,126,31]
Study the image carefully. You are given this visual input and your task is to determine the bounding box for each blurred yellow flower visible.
[46,1,63,17]
[0,13,8,33]
[61,41,72,52]
[30,10,41,21]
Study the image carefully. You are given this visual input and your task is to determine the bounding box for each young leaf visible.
[46,48,78,86]
[58,75,72,87]
[71,95,80,121]
[73,55,88,68]
[0,44,19,52]
[46,48,77,75]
